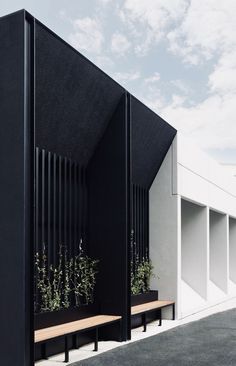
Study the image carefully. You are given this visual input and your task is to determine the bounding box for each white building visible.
[150,133,236,319]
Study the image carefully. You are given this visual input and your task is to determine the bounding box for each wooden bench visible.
[131,300,175,332]
[35,314,122,362]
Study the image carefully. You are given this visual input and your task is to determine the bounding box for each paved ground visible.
[70,308,236,366]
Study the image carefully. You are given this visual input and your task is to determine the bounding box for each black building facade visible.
[0,10,176,365]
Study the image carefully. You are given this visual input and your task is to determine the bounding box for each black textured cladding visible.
[35,22,125,165]
[131,96,176,188]
[0,10,34,366]
[88,94,130,341]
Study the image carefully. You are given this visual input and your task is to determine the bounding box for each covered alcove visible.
[0,9,130,365]
[130,96,176,331]
[34,18,131,360]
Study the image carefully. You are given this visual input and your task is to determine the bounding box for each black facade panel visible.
[35,22,124,165]
[88,94,130,340]
[0,11,34,366]
[131,96,176,188]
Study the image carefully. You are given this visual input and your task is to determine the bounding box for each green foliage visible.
[131,257,154,295]
[70,254,99,306]
[35,244,65,312]
[35,241,99,313]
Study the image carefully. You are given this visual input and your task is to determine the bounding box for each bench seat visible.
[131,300,175,332]
[35,314,122,362]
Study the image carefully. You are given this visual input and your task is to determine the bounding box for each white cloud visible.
[171,79,190,95]
[68,17,104,54]
[119,0,189,55]
[167,0,236,64]
[95,55,114,70]
[64,1,236,160]
[209,51,236,95]
[157,93,236,150]
[98,0,112,3]
[144,72,160,84]
[112,71,140,84]
[111,32,131,56]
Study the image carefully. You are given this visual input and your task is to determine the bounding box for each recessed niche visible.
[209,210,228,293]
[181,199,208,301]
[229,217,236,284]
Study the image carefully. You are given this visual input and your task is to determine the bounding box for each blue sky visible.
[1,0,236,163]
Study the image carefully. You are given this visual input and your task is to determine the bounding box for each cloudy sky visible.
[1,0,236,163]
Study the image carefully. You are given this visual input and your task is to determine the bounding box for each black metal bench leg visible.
[172,303,175,320]
[142,313,147,332]
[119,319,123,342]
[73,334,79,349]
[41,343,47,360]
[64,335,69,363]
[94,328,98,352]
[159,310,162,326]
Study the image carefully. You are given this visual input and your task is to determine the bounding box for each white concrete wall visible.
[149,133,236,319]
[229,217,236,283]
[181,199,208,299]
[149,140,180,317]
[209,210,228,293]
[177,135,236,216]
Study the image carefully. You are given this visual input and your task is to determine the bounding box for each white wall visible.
[149,140,180,317]
[149,133,236,319]
[229,217,236,283]
[209,211,228,293]
[177,135,236,217]
[181,199,208,299]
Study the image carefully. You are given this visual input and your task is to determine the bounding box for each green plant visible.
[131,258,154,295]
[70,243,99,306]
[35,244,71,312]
[35,240,99,312]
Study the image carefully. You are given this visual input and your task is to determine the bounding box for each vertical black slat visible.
[134,184,137,261]
[35,147,39,254]
[139,187,143,259]
[144,188,147,259]
[133,184,136,264]
[130,184,133,265]
[53,153,57,265]
[146,189,149,259]
[81,166,84,245]
[74,163,78,256]
[142,187,145,259]
[78,165,81,254]
[138,186,141,260]
[140,187,143,260]
[146,189,148,259]
[58,156,62,246]
[136,185,139,260]
[133,184,136,268]
[81,166,85,247]
[140,186,143,260]
[41,149,45,252]
[64,157,68,249]
[35,147,39,312]
[69,159,72,257]
[83,166,87,248]
[47,151,51,266]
